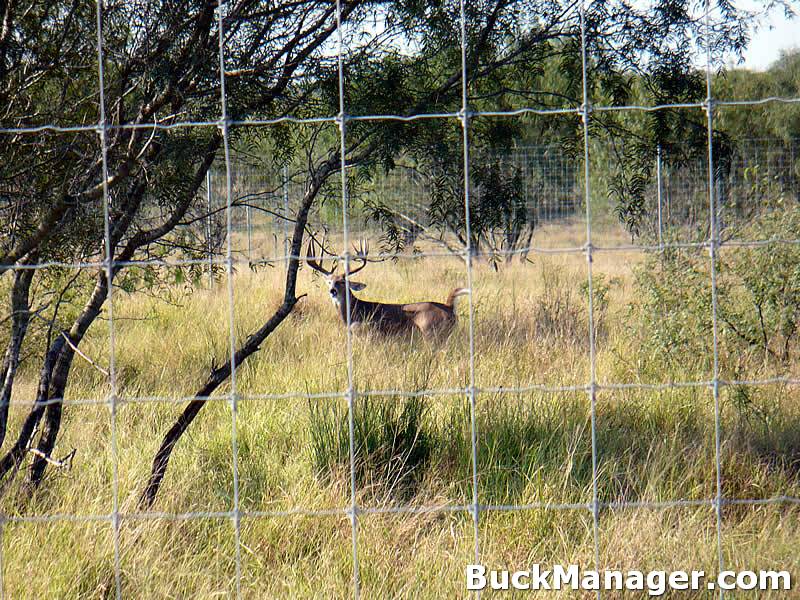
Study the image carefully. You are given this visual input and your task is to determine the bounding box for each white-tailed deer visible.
[306,239,468,341]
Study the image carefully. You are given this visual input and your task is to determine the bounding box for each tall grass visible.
[1,220,799,598]
[310,396,433,500]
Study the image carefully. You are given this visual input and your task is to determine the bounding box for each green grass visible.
[2,220,799,598]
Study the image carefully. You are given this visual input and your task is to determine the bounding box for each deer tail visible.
[445,287,469,308]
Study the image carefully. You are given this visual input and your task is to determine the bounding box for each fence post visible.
[716,172,723,235]
[206,169,213,287]
[791,139,797,202]
[245,200,252,267]
[656,144,663,248]
[283,164,290,259]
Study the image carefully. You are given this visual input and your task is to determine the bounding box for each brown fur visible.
[306,240,468,341]
[331,280,467,340]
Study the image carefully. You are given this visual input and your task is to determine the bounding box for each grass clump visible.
[309,396,433,500]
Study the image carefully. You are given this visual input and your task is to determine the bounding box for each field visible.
[3,219,799,598]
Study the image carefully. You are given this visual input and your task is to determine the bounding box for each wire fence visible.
[2,0,800,598]
[212,136,800,266]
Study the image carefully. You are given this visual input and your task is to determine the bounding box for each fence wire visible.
[93,0,122,595]
[204,136,800,268]
[578,2,602,596]
[704,0,726,586]
[1,0,800,599]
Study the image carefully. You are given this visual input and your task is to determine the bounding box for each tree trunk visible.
[0,334,66,483]
[140,163,329,507]
[27,265,113,485]
[23,141,221,489]
[0,266,35,446]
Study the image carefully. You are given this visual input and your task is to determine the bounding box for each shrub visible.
[634,206,800,373]
[722,209,800,363]
[533,263,613,344]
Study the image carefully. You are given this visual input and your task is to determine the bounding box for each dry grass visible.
[2,220,799,598]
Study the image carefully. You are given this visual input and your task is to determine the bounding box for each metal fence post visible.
[283,164,290,259]
[206,169,213,287]
[791,139,798,202]
[656,144,663,248]
[246,200,252,267]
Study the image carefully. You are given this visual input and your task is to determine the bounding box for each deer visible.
[305,238,468,341]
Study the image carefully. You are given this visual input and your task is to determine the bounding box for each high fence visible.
[210,137,800,265]
[3,0,800,598]
[649,138,800,242]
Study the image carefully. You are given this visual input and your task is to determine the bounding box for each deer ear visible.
[349,281,367,291]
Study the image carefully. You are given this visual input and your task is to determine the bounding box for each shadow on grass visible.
[307,386,800,509]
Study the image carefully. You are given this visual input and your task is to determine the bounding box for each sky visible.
[740,3,799,70]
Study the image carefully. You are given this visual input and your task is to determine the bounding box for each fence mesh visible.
[1,0,800,598]
[208,136,800,268]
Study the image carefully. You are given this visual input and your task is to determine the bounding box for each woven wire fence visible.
[213,137,800,267]
[3,0,800,598]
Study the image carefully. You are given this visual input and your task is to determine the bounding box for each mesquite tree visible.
[0,0,780,502]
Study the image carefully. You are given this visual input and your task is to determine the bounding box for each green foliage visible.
[580,272,614,315]
[734,163,793,217]
[4,0,780,275]
[634,207,800,373]
[634,248,713,369]
[426,155,533,262]
[715,50,800,142]
[309,397,433,500]
[722,209,800,363]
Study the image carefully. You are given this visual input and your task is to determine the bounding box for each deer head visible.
[305,237,369,308]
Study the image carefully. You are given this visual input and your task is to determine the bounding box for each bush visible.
[634,206,800,373]
[532,263,614,345]
[722,209,800,363]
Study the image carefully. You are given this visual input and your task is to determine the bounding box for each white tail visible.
[445,288,469,309]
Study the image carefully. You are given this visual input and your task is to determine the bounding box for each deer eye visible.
[330,288,337,297]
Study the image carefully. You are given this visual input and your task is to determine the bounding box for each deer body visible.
[307,240,467,341]
[332,288,467,340]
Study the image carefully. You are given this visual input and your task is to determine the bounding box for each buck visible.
[305,239,468,341]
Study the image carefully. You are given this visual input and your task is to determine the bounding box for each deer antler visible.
[306,236,337,276]
[346,239,369,276]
